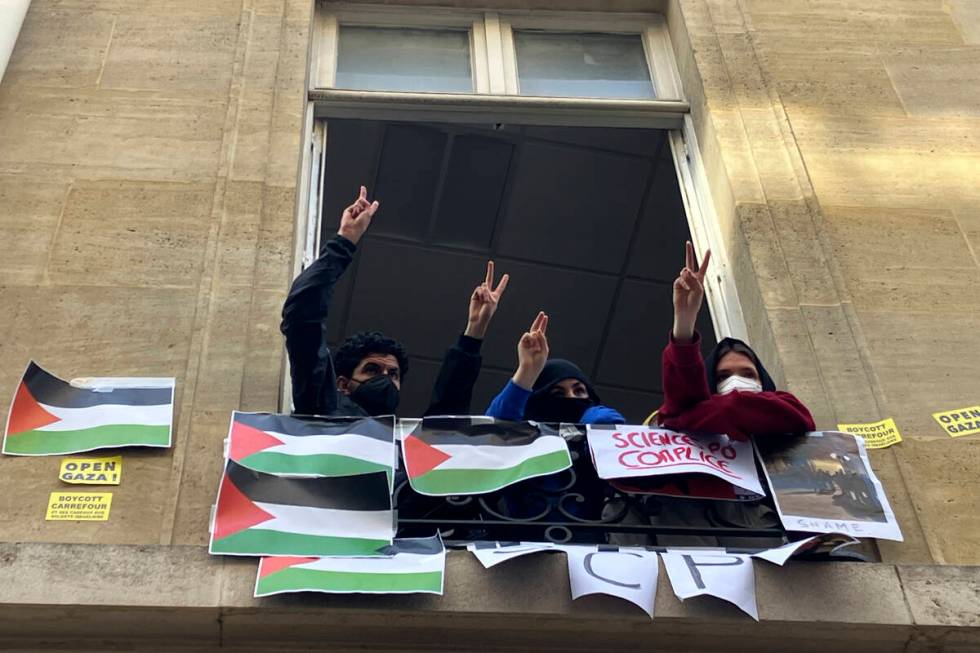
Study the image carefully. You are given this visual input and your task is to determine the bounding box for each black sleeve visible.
[280,236,357,415]
[424,334,483,416]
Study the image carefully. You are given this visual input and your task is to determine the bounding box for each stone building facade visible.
[0,0,978,650]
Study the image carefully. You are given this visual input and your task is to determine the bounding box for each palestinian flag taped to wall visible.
[229,412,395,479]
[210,459,394,556]
[254,535,445,597]
[402,417,571,496]
[3,361,174,456]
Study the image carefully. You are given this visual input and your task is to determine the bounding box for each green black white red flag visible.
[402,417,571,496]
[254,535,445,597]
[209,459,393,557]
[228,412,395,478]
[3,361,174,456]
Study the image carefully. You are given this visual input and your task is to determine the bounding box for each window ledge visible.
[1,542,977,650]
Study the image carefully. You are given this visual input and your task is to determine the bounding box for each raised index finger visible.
[685,240,694,271]
[485,260,494,287]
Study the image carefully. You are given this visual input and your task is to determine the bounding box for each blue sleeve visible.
[485,380,532,421]
[581,405,625,425]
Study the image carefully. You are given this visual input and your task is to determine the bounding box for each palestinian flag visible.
[209,460,393,557]
[402,417,571,496]
[254,535,445,597]
[4,361,174,456]
[229,412,394,478]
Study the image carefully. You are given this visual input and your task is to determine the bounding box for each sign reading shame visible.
[761,431,903,541]
[565,545,659,618]
[587,425,764,496]
[661,550,758,620]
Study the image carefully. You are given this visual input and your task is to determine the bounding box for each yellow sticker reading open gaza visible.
[45,492,112,521]
[59,456,122,485]
[836,418,902,449]
[932,405,980,438]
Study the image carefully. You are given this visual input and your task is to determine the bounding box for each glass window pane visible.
[515,31,655,99]
[335,26,472,93]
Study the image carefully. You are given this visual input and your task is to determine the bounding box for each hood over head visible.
[704,337,776,393]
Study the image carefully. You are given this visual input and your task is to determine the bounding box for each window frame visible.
[285,2,748,411]
[314,3,683,102]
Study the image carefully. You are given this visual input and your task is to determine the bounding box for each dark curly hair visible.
[334,331,409,380]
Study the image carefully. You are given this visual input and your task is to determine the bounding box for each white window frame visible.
[286,2,747,410]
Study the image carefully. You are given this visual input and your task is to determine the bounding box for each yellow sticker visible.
[932,405,980,438]
[59,456,122,485]
[836,418,903,449]
[45,492,112,521]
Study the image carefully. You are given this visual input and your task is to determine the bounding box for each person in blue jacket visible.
[486,312,624,424]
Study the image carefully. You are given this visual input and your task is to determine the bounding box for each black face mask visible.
[349,375,400,415]
[525,396,594,424]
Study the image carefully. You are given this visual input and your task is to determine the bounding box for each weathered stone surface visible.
[884,47,980,118]
[900,564,980,629]
[0,176,68,285]
[47,180,214,288]
[99,15,240,94]
[0,87,227,182]
[2,7,114,88]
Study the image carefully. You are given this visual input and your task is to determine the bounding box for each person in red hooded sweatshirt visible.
[623,241,815,548]
[657,241,815,441]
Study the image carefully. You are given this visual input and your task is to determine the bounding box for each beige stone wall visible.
[0,0,979,647]
[0,0,311,546]
[0,0,978,633]
[666,0,980,566]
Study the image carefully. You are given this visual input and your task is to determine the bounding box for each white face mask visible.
[717,375,763,395]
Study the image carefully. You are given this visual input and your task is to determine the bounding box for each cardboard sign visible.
[565,546,659,618]
[836,418,902,449]
[931,406,980,438]
[761,431,903,541]
[587,425,764,496]
[59,456,122,485]
[662,550,758,620]
[46,492,112,521]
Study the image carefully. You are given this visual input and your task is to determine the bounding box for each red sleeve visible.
[660,391,815,441]
[713,390,815,437]
[659,330,711,419]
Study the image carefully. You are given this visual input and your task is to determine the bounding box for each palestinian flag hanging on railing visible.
[209,459,393,557]
[402,417,571,496]
[254,535,445,597]
[228,412,395,479]
[3,361,174,456]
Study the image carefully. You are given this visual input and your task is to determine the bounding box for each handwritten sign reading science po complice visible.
[585,426,764,496]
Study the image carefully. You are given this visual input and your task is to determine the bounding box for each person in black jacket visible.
[281,185,509,417]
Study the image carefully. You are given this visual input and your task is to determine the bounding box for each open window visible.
[292,4,747,417]
[281,4,783,549]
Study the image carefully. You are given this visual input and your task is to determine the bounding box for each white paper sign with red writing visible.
[586,425,765,496]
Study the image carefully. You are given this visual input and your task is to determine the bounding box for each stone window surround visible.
[294,2,752,386]
[292,0,923,565]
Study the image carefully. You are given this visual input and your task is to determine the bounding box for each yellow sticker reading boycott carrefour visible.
[837,418,903,449]
[932,405,980,438]
[45,492,112,521]
[59,456,121,485]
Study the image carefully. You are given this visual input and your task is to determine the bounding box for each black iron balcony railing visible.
[392,425,864,558]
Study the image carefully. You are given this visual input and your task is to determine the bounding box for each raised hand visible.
[672,240,711,344]
[513,312,549,391]
[464,260,510,340]
[337,185,380,245]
